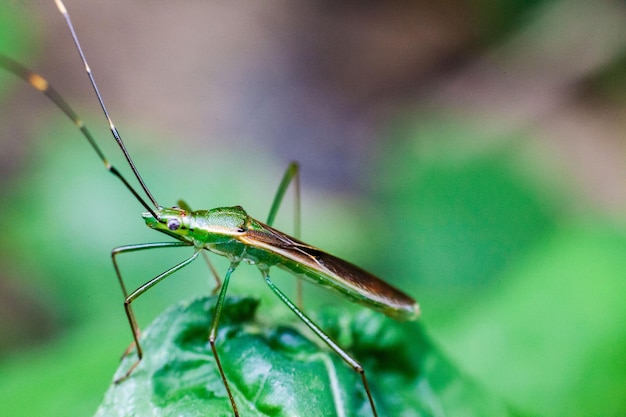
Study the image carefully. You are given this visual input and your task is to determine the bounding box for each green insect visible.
[1,1,419,415]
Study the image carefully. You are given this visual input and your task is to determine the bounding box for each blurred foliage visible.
[374,121,558,311]
[474,0,553,41]
[1,1,626,417]
[585,50,626,104]
[370,116,626,417]
[0,3,39,75]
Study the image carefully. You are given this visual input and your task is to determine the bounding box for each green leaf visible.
[94,296,521,417]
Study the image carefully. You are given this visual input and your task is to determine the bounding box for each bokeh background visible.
[1,1,625,416]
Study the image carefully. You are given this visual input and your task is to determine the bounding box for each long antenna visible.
[54,0,160,211]
[0,55,160,220]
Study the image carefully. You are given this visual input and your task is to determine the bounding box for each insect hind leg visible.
[260,268,379,417]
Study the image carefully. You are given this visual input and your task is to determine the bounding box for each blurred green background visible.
[1,1,625,416]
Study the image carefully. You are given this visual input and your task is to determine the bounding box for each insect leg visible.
[201,251,222,294]
[266,162,305,306]
[208,263,240,416]
[266,161,300,235]
[261,269,379,417]
[114,248,200,382]
[111,242,192,357]
[112,242,192,299]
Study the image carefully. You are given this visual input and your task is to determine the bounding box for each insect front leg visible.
[208,262,240,416]
[111,245,199,382]
[112,242,192,353]
[261,268,380,417]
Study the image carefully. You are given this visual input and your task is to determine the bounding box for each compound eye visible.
[167,218,181,231]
